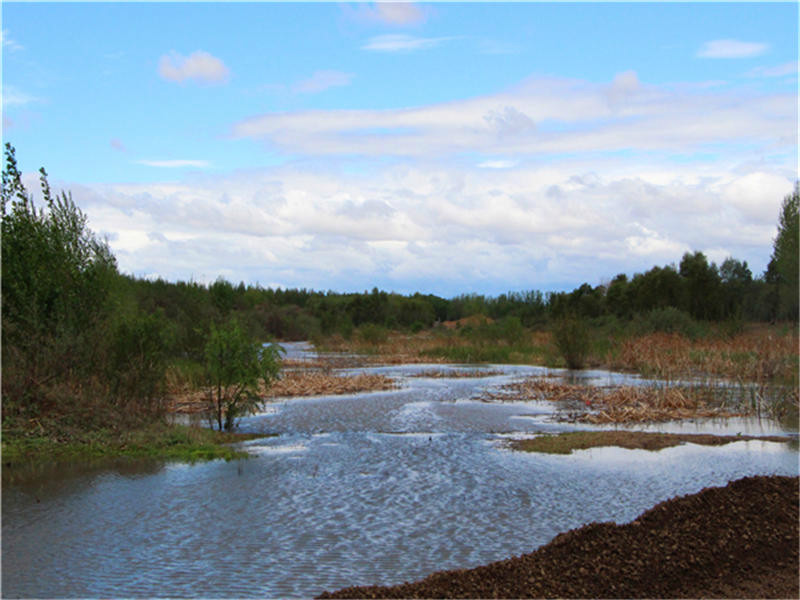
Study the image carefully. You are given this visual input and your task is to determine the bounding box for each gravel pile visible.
[318,475,799,599]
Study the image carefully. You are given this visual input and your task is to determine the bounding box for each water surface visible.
[3,344,797,598]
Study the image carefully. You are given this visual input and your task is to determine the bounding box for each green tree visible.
[679,251,722,320]
[719,257,752,319]
[605,274,631,318]
[552,315,591,369]
[2,144,119,423]
[204,319,283,431]
[766,183,799,321]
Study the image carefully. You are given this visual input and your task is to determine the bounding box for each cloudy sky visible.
[2,2,797,296]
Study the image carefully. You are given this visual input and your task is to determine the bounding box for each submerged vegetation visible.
[2,145,798,464]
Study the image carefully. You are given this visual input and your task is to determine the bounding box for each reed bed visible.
[408,369,505,379]
[610,327,798,384]
[487,377,749,424]
[263,371,397,398]
[167,371,397,414]
[319,332,452,365]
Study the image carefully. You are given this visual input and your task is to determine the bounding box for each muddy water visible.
[3,344,798,598]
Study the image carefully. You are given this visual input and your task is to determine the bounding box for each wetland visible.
[3,342,798,598]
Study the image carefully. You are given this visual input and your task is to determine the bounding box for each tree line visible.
[2,143,797,435]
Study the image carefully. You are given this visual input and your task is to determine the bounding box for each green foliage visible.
[767,183,799,321]
[358,323,389,345]
[631,307,706,339]
[680,251,722,320]
[204,319,283,430]
[1,144,121,429]
[552,316,591,369]
[105,310,175,415]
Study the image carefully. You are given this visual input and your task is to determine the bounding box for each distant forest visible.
[2,142,797,435]
[125,239,797,349]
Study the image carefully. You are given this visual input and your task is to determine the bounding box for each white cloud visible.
[2,29,23,51]
[232,71,795,160]
[697,39,769,59]
[345,3,428,26]
[158,50,230,84]
[2,85,40,107]
[747,61,799,78]
[136,159,211,168]
[478,160,518,169]
[372,3,427,25]
[64,157,794,295]
[362,34,452,52]
[292,70,354,94]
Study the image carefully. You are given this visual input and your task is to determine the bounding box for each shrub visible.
[552,316,590,369]
[632,307,706,339]
[358,323,388,345]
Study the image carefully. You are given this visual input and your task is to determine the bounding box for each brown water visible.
[3,347,797,598]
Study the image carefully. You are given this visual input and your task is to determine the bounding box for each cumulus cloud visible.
[478,160,518,169]
[158,50,230,84]
[231,71,795,159]
[362,34,452,52]
[292,70,354,94]
[697,39,769,58]
[64,158,794,295]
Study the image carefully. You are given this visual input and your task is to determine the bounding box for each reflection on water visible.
[3,344,798,598]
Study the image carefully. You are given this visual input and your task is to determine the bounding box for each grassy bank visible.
[509,430,793,455]
[2,422,265,468]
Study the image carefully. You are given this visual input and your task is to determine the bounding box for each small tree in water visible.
[552,315,590,370]
[204,319,283,430]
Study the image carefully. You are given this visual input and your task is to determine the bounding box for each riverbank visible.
[318,475,799,599]
[1,423,261,472]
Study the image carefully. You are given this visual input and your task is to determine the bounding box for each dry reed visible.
[167,371,397,414]
[487,377,749,424]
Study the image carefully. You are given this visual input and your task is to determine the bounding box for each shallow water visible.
[3,344,798,598]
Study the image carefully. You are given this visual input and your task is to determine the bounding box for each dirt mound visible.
[318,475,799,599]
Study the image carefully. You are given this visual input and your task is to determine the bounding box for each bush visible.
[632,307,706,339]
[552,316,590,369]
[358,323,388,345]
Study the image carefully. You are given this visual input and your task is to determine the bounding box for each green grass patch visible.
[2,423,269,467]
[421,343,549,365]
[510,430,791,455]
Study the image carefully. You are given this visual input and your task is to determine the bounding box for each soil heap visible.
[318,475,799,599]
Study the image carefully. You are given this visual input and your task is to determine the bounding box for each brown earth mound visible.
[318,475,799,599]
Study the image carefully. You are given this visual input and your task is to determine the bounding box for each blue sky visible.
[2,2,797,296]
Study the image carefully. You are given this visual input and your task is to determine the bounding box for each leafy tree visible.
[2,144,119,423]
[679,251,722,320]
[552,315,590,369]
[605,274,630,318]
[719,257,753,319]
[766,183,799,321]
[204,319,283,430]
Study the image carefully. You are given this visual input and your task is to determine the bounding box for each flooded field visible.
[3,343,797,598]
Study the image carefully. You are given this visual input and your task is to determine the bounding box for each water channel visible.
[3,342,798,598]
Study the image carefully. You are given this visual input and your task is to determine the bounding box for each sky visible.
[2,2,798,297]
